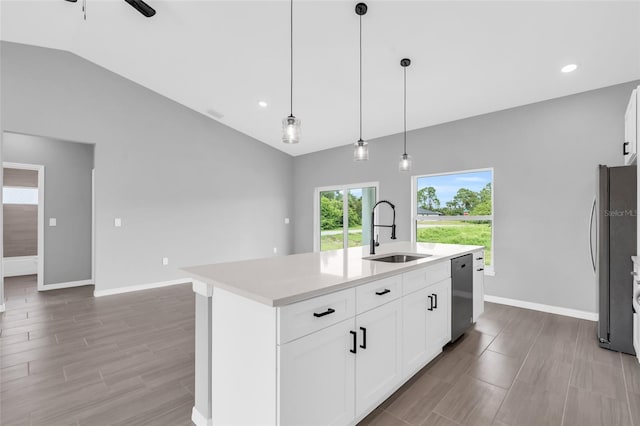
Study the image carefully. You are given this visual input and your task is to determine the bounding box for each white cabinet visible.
[426,278,451,352]
[473,250,485,322]
[402,277,451,378]
[279,285,403,426]
[278,319,355,426]
[355,298,403,417]
[624,88,637,165]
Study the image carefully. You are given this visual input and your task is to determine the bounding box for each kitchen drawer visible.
[277,288,356,345]
[473,251,485,265]
[356,275,402,314]
[403,261,451,295]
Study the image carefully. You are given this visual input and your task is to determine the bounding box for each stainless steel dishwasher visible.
[451,254,473,342]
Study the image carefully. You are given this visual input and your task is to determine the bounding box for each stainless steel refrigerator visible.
[591,165,636,354]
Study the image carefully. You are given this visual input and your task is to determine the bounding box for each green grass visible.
[417,222,492,265]
[320,233,363,251]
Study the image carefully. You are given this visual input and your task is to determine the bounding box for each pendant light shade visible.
[399,58,412,172]
[282,115,301,144]
[354,139,369,161]
[353,3,368,162]
[282,0,301,144]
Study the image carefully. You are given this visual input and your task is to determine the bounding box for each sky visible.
[417,170,492,205]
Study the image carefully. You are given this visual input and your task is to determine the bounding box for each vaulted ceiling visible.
[2,1,640,156]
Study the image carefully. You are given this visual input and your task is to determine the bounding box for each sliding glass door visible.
[316,183,378,252]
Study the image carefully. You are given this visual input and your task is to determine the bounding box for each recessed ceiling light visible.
[561,64,578,73]
[258,100,269,108]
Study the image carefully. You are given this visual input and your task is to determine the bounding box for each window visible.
[412,169,494,273]
[2,187,38,205]
[314,183,378,252]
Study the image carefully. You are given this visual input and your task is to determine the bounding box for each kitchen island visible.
[184,241,485,426]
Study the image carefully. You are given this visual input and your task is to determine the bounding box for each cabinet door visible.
[355,298,403,417]
[402,287,431,378]
[624,89,637,165]
[278,319,355,426]
[426,278,451,356]
[473,251,485,322]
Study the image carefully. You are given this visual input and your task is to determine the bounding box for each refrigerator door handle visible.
[589,196,597,273]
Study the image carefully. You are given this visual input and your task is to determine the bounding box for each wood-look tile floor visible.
[0,275,195,426]
[3,275,640,426]
[361,302,640,426]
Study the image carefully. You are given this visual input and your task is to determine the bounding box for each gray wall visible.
[3,134,94,284]
[1,41,294,292]
[293,80,640,314]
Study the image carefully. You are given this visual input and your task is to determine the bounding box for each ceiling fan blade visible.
[124,0,156,17]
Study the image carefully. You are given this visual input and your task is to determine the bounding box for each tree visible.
[470,183,492,215]
[417,186,440,210]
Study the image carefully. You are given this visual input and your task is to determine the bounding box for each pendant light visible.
[282,0,301,144]
[398,58,412,172]
[353,2,368,161]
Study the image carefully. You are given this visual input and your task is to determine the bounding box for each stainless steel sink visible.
[364,253,432,263]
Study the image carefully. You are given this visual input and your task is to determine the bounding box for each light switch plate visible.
[49,218,56,227]
[284,218,290,224]
[162,257,169,266]
[114,218,122,227]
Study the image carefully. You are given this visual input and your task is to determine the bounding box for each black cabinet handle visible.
[360,327,367,349]
[477,268,484,271]
[461,263,466,268]
[624,141,630,156]
[432,293,438,309]
[313,308,335,318]
[375,289,391,296]
[349,330,357,354]
[476,257,484,260]
[427,295,434,311]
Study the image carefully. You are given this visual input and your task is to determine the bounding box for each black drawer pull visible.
[476,257,484,260]
[427,295,434,311]
[350,330,357,354]
[624,141,630,156]
[313,308,335,318]
[477,268,484,272]
[360,327,367,349]
[432,293,438,309]
[375,289,391,296]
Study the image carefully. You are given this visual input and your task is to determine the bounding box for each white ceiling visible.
[2,1,640,156]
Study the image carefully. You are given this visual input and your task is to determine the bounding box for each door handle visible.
[313,308,335,318]
[589,196,596,273]
[624,141,630,156]
[349,330,357,354]
[432,293,438,309]
[375,289,391,296]
[427,295,434,311]
[359,327,367,349]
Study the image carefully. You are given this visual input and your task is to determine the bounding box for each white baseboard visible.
[42,279,94,291]
[0,304,5,313]
[94,278,191,298]
[3,256,38,277]
[191,406,212,426]
[484,295,598,321]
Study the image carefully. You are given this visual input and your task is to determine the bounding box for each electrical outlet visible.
[162,257,169,266]
[284,218,290,224]
[273,247,278,254]
[114,218,122,227]
[49,218,57,227]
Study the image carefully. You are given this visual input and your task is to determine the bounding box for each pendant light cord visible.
[403,66,407,155]
[290,0,293,117]
[359,13,363,141]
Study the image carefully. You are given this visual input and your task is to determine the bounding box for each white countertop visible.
[182,241,483,307]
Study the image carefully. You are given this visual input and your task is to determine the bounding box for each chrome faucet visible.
[370,200,397,255]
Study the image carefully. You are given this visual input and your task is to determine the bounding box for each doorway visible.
[2,163,45,291]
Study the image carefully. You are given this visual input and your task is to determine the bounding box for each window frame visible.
[410,168,495,275]
[313,181,379,252]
